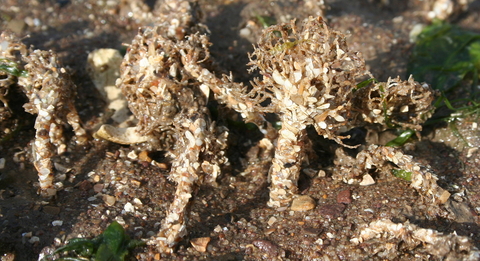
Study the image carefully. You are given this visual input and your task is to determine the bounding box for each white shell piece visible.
[185,130,195,147]
[318,103,330,109]
[280,129,297,141]
[284,78,294,92]
[272,70,285,85]
[293,71,302,83]
[199,84,210,99]
[94,124,151,144]
[318,121,327,129]
[139,57,149,67]
[52,220,63,226]
[334,114,345,122]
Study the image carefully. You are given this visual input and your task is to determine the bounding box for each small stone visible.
[154,161,168,170]
[302,168,317,177]
[190,237,210,252]
[359,174,375,186]
[253,239,280,257]
[438,190,451,205]
[130,179,141,186]
[78,180,93,191]
[318,203,346,219]
[43,206,60,215]
[92,175,101,183]
[337,189,352,204]
[239,27,251,38]
[264,228,276,235]
[267,216,277,226]
[115,216,126,225]
[466,147,478,158]
[44,188,57,197]
[103,195,116,206]
[124,202,135,212]
[290,195,316,211]
[52,220,63,226]
[57,174,67,182]
[28,236,40,244]
[138,150,152,163]
[302,227,323,236]
[93,183,104,193]
[127,150,138,160]
[54,163,68,173]
[87,196,98,202]
[214,225,222,233]
[317,170,326,177]
[0,158,5,169]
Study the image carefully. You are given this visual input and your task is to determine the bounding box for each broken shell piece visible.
[190,237,210,252]
[94,124,152,145]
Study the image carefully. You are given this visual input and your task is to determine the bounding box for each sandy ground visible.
[0,0,480,260]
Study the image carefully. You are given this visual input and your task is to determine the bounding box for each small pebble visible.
[253,239,280,257]
[87,196,98,202]
[52,220,63,226]
[267,216,277,226]
[124,202,135,212]
[103,195,116,206]
[318,203,346,219]
[92,175,101,183]
[290,195,316,211]
[264,228,276,235]
[317,170,326,177]
[302,168,317,177]
[93,183,104,193]
[302,227,323,236]
[115,216,126,225]
[337,189,352,204]
[359,174,375,186]
[214,225,222,233]
[0,158,5,169]
[466,147,478,158]
[127,150,138,160]
[190,237,210,252]
[239,27,251,38]
[138,150,152,163]
[28,236,40,244]
[130,179,141,186]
